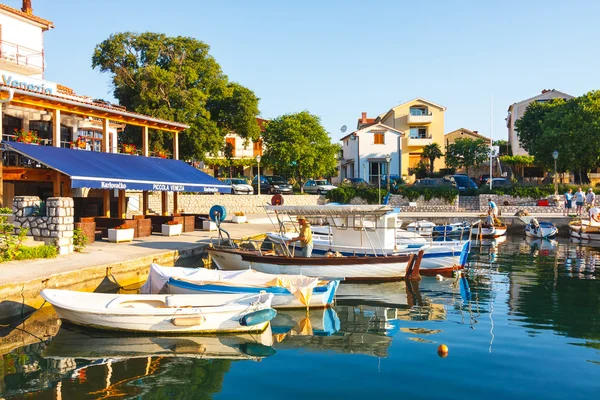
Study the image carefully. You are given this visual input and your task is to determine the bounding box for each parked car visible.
[223,178,253,195]
[477,174,491,187]
[412,178,439,187]
[252,175,293,195]
[485,178,510,187]
[449,174,478,192]
[343,177,369,186]
[303,179,337,195]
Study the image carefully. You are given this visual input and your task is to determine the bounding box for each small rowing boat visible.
[41,289,276,333]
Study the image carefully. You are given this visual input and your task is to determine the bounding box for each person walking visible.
[575,187,585,215]
[586,188,596,210]
[286,216,313,257]
[564,188,573,216]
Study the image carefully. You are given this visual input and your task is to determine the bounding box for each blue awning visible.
[2,142,231,193]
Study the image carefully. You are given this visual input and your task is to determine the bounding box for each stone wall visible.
[388,194,459,212]
[459,196,480,211]
[479,194,563,214]
[12,196,74,255]
[130,193,326,215]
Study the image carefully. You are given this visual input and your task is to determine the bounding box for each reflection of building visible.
[506,89,573,156]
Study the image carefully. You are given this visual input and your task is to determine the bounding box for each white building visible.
[338,123,404,184]
[506,89,574,155]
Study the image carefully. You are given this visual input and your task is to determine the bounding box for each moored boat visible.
[41,289,276,333]
[471,223,507,238]
[406,220,436,236]
[142,263,340,309]
[569,220,600,241]
[525,219,558,238]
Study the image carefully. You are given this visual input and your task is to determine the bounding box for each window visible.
[225,137,236,157]
[77,129,103,152]
[253,139,263,156]
[369,161,387,184]
[409,126,428,139]
[374,133,384,144]
[29,120,52,144]
[409,106,430,116]
[60,125,73,148]
[2,115,21,141]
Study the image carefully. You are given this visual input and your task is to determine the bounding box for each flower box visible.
[202,220,217,231]
[107,228,134,243]
[161,223,182,237]
[232,215,247,224]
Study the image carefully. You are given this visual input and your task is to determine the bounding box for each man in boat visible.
[530,217,540,234]
[588,206,600,225]
[286,216,313,257]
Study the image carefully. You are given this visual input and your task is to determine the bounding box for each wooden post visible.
[173,131,179,160]
[102,118,110,153]
[103,190,111,217]
[161,191,168,216]
[173,192,179,215]
[52,109,61,147]
[52,171,61,196]
[142,126,149,157]
[142,190,149,215]
[118,189,126,218]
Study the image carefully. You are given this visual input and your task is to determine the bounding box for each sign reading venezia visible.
[2,75,53,94]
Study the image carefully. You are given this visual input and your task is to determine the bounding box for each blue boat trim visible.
[168,277,335,295]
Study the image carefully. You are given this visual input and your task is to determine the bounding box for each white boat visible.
[142,263,340,309]
[471,223,507,238]
[569,220,600,241]
[406,220,436,236]
[433,222,471,237]
[525,220,558,238]
[41,289,276,333]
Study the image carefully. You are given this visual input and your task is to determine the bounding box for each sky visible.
[17,0,600,142]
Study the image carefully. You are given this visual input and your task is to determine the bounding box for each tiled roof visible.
[0,4,54,30]
[256,117,268,132]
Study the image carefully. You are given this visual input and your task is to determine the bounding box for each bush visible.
[13,245,58,261]
[395,186,459,204]
[478,183,589,198]
[0,207,12,214]
[326,186,388,204]
[73,228,88,252]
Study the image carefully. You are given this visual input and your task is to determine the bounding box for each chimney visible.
[541,89,549,94]
[473,130,478,134]
[22,0,33,15]
[361,112,367,124]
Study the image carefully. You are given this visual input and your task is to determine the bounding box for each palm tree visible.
[422,143,443,176]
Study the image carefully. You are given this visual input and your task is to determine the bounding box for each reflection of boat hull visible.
[209,248,416,281]
[470,235,507,247]
[472,225,507,238]
[43,325,276,361]
[41,289,275,333]
[525,222,558,238]
[569,220,600,240]
[271,308,340,336]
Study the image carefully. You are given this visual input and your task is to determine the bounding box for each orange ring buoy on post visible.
[271,194,284,206]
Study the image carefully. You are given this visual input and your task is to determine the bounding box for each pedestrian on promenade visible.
[575,187,585,215]
[564,188,573,216]
[286,216,313,257]
[586,188,596,210]
[488,200,499,217]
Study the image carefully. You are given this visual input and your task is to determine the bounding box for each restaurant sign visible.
[74,179,228,193]
[1,72,56,95]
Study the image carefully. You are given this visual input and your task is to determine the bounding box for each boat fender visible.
[209,205,227,222]
[239,308,277,326]
[271,194,284,206]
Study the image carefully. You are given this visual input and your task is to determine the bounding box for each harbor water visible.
[1,235,599,399]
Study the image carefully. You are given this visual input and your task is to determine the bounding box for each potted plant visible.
[122,143,137,155]
[14,128,41,144]
[70,136,87,150]
[232,211,246,224]
[107,224,134,243]
[161,220,182,237]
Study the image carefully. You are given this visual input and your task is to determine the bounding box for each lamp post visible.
[385,154,391,193]
[378,162,381,204]
[256,155,261,195]
[552,150,559,196]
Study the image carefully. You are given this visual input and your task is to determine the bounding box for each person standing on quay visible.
[586,188,596,210]
[564,188,573,216]
[575,187,585,215]
[286,216,313,257]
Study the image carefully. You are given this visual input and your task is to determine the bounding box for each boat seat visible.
[165,295,228,308]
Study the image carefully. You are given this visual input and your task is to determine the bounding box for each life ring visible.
[209,205,227,222]
[271,194,284,206]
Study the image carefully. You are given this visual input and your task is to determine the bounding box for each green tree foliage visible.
[261,112,339,192]
[92,32,260,161]
[421,143,443,175]
[445,138,489,176]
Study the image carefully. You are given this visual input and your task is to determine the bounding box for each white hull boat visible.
[142,264,340,309]
[525,221,558,238]
[569,220,600,241]
[471,225,507,238]
[41,289,276,334]
[208,247,422,282]
[406,220,436,236]
[433,222,471,237]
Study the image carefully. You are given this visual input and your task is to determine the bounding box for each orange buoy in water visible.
[437,344,449,358]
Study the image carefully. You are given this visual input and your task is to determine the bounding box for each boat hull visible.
[525,222,558,239]
[472,226,507,238]
[569,220,600,241]
[208,248,416,282]
[166,278,339,309]
[41,289,275,334]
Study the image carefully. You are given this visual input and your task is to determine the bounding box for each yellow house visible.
[375,98,446,176]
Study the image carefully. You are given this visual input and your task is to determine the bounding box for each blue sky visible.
[19,0,600,142]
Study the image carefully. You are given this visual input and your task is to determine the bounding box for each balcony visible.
[0,40,44,76]
[407,135,433,147]
[407,112,433,124]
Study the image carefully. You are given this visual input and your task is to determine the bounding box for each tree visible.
[261,111,339,193]
[421,143,443,175]
[445,138,489,176]
[91,32,260,161]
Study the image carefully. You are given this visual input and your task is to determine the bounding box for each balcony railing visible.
[0,40,44,74]
[407,135,433,146]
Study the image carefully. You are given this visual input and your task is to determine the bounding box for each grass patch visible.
[11,245,58,261]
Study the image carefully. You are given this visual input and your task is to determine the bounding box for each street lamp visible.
[552,150,559,196]
[256,155,261,195]
[385,154,391,193]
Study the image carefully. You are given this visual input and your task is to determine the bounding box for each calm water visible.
[1,236,600,399]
